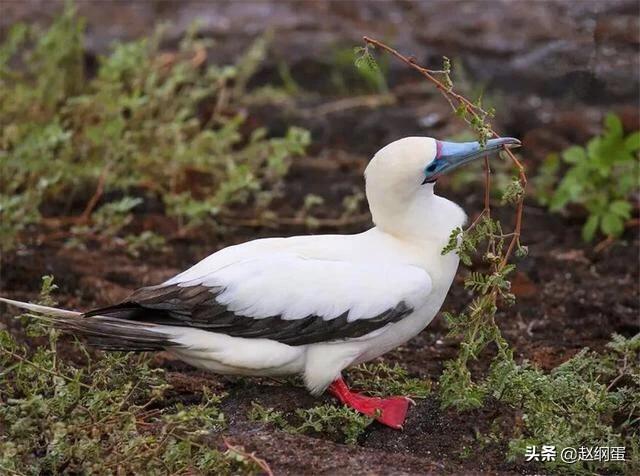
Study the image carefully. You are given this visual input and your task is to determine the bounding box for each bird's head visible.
[364,136,520,239]
[365,136,521,193]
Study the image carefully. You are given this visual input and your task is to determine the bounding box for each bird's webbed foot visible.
[327,377,414,430]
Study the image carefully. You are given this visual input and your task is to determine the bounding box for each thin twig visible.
[362,36,526,269]
[79,164,111,223]
[594,235,615,253]
[0,464,25,476]
[362,37,493,119]
[0,347,91,389]
[223,438,274,476]
[606,355,629,391]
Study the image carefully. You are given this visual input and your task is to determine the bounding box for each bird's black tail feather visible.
[0,297,177,351]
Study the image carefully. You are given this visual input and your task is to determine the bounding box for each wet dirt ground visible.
[1,1,639,474]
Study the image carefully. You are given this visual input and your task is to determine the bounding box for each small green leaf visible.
[515,244,529,258]
[609,200,632,218]
[604,113,623,139]
[586,136,603,163]
[624,131,640,152]
[562,146,586,164]
[600,212,624,237]
[442,56,451,73]
[582,214,600,242]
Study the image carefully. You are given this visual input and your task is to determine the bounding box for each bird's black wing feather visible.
[84,283,413,346]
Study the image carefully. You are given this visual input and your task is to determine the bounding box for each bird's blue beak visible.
[423,137,521,184]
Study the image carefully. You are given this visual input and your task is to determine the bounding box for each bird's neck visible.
[370,189,467,246]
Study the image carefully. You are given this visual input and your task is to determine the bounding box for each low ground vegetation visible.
[0,4,309,254]
[0,277,260,474]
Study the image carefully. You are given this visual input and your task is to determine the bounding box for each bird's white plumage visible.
[154,136,467,395]
[164,236,431,322]
[205,254,429,322]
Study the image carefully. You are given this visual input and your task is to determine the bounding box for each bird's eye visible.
[426,163,438,173]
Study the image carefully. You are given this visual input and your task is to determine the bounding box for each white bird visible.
[1,136,520,429]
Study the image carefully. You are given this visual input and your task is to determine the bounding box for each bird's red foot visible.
[327,377,413,429]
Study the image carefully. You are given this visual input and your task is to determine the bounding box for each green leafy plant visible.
[247,402,290,428]
[123,230,168,258]
[248,402,372,445]
[439,216,519,410]
[0,3,310,252]
[0,276,268,474]
[333,45,388,94]
[350,362,431,398]
[535,113,639,241]
[72,197,143,238]
[294,404,373,445]
[363,37,638,475]
[488,334,639,474]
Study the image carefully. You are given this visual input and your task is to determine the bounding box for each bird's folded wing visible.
[85,252,432,346]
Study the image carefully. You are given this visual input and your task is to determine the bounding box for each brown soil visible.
[1,1,639,474]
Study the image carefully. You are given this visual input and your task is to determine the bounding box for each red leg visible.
[327,377,413,430]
